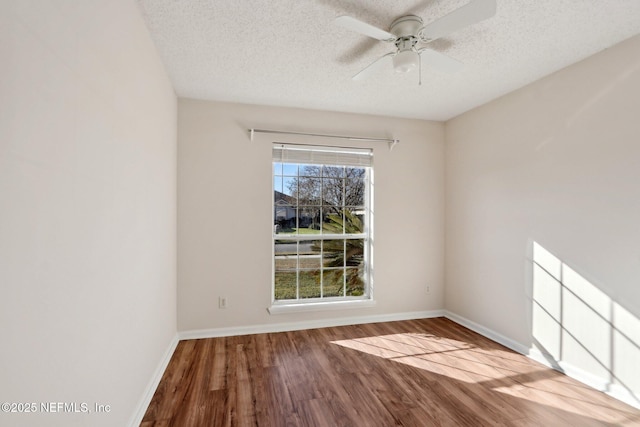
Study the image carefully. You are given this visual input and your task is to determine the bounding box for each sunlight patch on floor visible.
[332,330,637,425]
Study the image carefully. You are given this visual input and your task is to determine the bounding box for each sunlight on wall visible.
[532,242,640,406]
[614,302,640,393]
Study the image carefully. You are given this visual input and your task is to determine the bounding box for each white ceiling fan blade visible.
[418,49,464,73]
[335,16,396,42]
[353,53,395,81]
[419,0,496,42]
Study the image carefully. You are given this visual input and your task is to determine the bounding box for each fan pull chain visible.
[418,52,422,86]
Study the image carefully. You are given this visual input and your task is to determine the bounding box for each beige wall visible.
[178,99,445,331]
[2,0,638,419]
[445,35,640,401]
[0,1,177,426]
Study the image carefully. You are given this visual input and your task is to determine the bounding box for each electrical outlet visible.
[426,285,431,294]
[219,297,228,309]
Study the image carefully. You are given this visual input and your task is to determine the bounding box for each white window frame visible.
[270,143,375,313]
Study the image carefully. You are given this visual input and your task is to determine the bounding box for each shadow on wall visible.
[531,241,640,408]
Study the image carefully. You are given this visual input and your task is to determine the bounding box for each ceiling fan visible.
[335,0,496,82]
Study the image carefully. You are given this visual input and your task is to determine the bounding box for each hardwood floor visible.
[141,317,640,426]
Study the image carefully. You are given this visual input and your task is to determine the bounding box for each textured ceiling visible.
[137,0,640,121]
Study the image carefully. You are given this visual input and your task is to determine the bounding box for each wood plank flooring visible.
[141,317,640,426]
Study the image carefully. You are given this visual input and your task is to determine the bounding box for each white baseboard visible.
[128,333,180,427]
[445,310,640,410]
[443,310,529,354]
[178,309,445,340]
[528,347,640,409]
[608,383,640,409]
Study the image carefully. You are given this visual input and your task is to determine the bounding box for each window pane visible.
[273,162,283,176]
[274,240,297,270]
[345,239,364,267]
[323,269,344,297]
[274,271,297,300]
[323,178,344,206]
[274,206,296,233]
[274,254,297,271]
[345,268,365,296]
[322,239,345,267]
[299,270,321,298]
[322,165,344,178]
[343,209,364,234]
[273,176,283,194]
[345,178,365,206]
[300,165,321,177]
[345,167,365,179]
[283,163,298,176]
[297,177,321,205]
[297,206,321,233]
[322,210,344,234]
[282,176,297,199]
[299,240,321,269]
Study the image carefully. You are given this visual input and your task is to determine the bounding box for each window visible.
[272,144,373,307]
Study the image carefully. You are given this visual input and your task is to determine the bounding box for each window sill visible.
[268,299,376,315]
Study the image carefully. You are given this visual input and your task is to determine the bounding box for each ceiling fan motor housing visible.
[391,15,423,73]
[390,15,423,37]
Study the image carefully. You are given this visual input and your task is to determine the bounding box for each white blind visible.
[273,144,373,167]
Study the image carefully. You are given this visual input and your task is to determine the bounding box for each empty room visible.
[1,0,639,426]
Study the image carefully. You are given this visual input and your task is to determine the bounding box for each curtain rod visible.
[248,128,399,151]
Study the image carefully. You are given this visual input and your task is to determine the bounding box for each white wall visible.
[445,35,640,403]
[0,1,177,426]
[178,99,444,331]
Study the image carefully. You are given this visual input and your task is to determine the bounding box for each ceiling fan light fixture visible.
[393,50,418,73]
